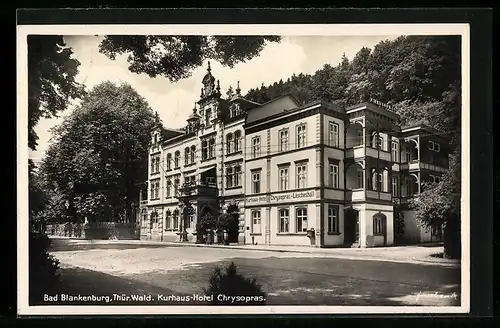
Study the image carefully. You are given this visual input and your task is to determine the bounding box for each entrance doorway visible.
[344,208,359,246]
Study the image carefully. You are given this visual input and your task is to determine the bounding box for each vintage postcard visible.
[17,22,470,315]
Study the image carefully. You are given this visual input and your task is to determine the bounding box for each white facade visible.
[139,65,449,247]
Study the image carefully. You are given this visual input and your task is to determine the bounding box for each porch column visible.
[359,208,367,248]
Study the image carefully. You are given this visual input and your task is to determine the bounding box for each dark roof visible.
[246,94,301,125]
[160,127,183,141]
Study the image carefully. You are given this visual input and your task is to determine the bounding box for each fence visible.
[45,222,140,240]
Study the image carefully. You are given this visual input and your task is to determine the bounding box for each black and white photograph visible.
[18,22,470,315]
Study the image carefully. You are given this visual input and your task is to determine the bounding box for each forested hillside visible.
[245,36,461,143]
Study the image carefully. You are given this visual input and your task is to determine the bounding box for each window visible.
[435,176,440,184]
[202,140,208,160]
[208,138,215,158]
[166,179,172,198]
[184,147,190,165]
[372,172,383,191]
[429,175,441,184]
[205,108,212,127]
[226,133,234,154]
[226,163,242,188]
[172,210,179,230]
[373,214,385,235]
[434,143,440,152]
[296,124,307,148]
[166,154,172,170]
[405,147,412,163]
[165,211,172,229]
[234,131,242,152]
[174,178,180,196]
[328,162,339,189]
[252,170,261,194]
[190,145,196,163]
[174,151,180,168]
[428,141,435,151]
[356,170,364,189]
[328,122,339,147]
[251,210,261,233]
[279,208,289,233]
[279,128,289,152]
[296,162,307,189]
[391,141,399,162]
[356,129,363,145]
[252,136,261,158]
[392,177,398,197]
[279,166,289,191]
[374,135,383,149]
[296,207,308,232]
[150,180,160,200]
[327,205,339,233]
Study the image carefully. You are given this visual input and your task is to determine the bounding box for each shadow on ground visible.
[130,257,461,306]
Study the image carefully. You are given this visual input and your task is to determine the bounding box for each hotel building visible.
[138,64,449,247]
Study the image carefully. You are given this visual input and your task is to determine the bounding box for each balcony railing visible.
[180,182,218,197]
[345,189,392,202]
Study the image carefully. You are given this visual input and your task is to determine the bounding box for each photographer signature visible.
[415,292,458,301]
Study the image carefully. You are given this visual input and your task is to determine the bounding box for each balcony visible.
[345,145,392,162]
[180,182,218,198]
[345,189,392,203]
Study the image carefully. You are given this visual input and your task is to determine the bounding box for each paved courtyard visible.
[40,238,461,307]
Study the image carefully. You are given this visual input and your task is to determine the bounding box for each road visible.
[39,238,461,307]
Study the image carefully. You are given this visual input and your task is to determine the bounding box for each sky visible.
[29,35,398,163]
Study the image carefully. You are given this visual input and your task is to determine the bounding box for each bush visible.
[443,215,461,259]
[204,262,267,305]
[29,232,60,303]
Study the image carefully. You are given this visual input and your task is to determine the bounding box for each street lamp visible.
[178,183,195,242]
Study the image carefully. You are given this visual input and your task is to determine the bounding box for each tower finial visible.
[193,102,197,113]
[236,81,241,95]
[207,61,211,72]
[216,79,221,92]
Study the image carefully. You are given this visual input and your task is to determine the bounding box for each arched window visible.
[185,147,190,165]
[191,145,196,163]
[166,153,172,170]
[373,213,387,236]
[226,133,234,154]
[172,209,179,230]
[174,151,180,168]
[205,108,212,127]
[165,210,172,229]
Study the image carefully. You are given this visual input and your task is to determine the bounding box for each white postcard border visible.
[17,23,470,316]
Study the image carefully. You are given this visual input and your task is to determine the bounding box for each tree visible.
[409,145,461,258]
[28,35,86,151]
[40,81,157,223]
[98,36,281,81]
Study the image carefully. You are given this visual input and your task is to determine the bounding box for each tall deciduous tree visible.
[98,36,281,81]
[28,35,86,151]
[40,81,157,223]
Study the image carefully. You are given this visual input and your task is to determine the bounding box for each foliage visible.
[28,35,86,151]
[29,232,60,304]
[244,36,461,136]
[197,212,217,232]
[409,146,461,258]
[99,36,281,81]
[204,262,266,305]
[39,81,157,223]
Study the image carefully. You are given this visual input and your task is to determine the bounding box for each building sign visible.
[245,190,317,205]
[370,97,395,112]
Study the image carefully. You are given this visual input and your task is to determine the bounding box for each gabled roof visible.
[246,94,301,125]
